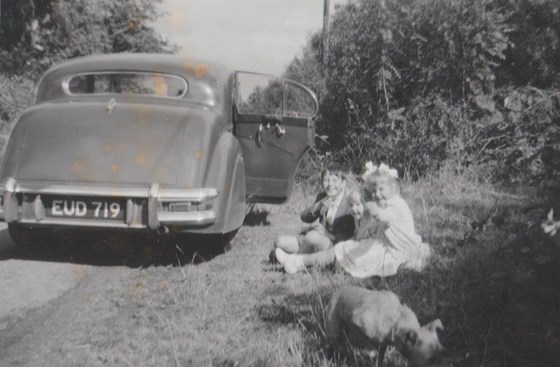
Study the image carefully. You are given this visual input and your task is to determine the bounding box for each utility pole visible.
[322,0,331,66]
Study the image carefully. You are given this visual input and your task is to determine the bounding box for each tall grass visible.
[270,167,557,366]
[282,167,558,366]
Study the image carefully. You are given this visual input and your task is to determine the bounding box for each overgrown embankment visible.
[284,0,560,185]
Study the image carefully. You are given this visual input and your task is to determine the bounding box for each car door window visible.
[284,82,317,118]
[236,73,283,115]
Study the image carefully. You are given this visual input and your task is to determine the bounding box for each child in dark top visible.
[271,164,355,260]
[275,188,376,271]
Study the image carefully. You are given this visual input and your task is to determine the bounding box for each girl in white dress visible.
[275,163,430,277]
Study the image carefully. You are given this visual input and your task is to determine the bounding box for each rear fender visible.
[185,131,245,234]
[223,154,245,232]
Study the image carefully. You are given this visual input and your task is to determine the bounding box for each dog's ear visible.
[403,329,418,349]
[424,319,444,333]
[423,319,446,354]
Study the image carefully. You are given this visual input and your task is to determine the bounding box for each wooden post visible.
[322,0,331,66]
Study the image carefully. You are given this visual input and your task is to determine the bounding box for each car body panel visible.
[235,114,310,203]
[3,102,221,186]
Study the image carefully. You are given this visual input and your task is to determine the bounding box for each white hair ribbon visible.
[377,163,399,179]
[362,161,377,180]
[362,161,398,180]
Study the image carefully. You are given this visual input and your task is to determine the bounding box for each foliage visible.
[499,0,560,88]
[0,75,35,128]
[476,87,560,183]
[283,32,326,103]
[0,75,36,151]
[283,0,560,184]
[0,0,170,80]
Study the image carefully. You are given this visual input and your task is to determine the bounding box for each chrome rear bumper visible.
[0,178,218,231]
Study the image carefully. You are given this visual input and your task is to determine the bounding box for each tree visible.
[0,0,170,79]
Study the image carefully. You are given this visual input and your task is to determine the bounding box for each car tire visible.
[201,229,238,251]
[8,223,53,248]
[215,229,238,251]
[245,203,256,217]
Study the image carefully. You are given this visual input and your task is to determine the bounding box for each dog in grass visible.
[325,287,444,367]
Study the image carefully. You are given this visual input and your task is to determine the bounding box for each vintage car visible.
[0,53,318,246]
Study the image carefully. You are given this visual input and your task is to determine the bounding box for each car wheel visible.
[245,203,256,217]
[8,223,53,248]
[215,229,238,250]
[200,229,238,251]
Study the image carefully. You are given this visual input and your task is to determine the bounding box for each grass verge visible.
[69,170,558,366]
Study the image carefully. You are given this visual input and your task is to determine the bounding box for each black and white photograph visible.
[0,0,558,366]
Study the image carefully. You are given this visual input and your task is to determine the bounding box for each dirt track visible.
[0,225,123,365]
[0,225,83,319]
[0,224,225,366]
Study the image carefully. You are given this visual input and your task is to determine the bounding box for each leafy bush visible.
[0,75,35,152]
[0,0,170,79]
[473,87,560,184]
[283,0,560,184]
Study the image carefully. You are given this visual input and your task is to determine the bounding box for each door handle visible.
[256,123,263,147]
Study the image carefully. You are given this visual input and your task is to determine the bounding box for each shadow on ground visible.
[0,228,228,267]
[243,206,271,226]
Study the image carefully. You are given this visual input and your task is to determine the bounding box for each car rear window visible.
[65,72,188,98]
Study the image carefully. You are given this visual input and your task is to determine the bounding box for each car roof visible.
[43,53,230,82]
[36,53,232,107]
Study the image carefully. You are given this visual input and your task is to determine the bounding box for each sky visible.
[153,0,345,76]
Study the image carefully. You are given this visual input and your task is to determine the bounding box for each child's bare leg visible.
[302,248,336,267]
[301,230,333,253]
[271,235,301,263]
[283,248,336,274]
[274,235,300,254]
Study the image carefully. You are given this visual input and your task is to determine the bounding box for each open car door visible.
[233,72,318,203]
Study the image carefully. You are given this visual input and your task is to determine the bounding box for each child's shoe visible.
[283,255,305,274]
[275,248,290,265]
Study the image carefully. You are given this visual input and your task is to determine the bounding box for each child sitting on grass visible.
[275,163,431,277]
[271,163,355,261]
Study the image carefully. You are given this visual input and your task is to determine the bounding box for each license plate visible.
[45,197,125,220]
